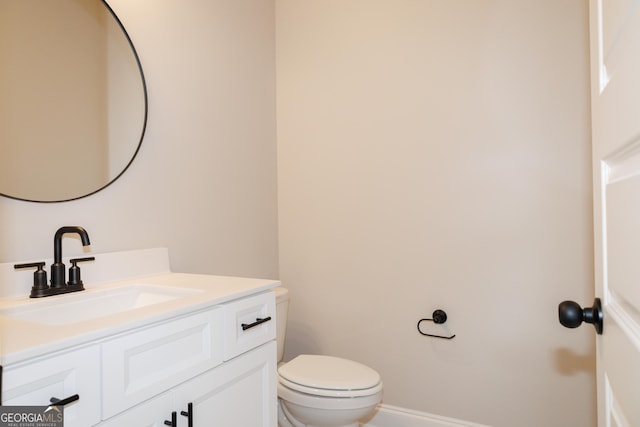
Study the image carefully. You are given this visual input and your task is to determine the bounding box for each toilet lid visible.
[278,355,381,397]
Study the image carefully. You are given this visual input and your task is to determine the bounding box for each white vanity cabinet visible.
[99,341,276,427]
[98,291,277,426]
[1,288,277,427]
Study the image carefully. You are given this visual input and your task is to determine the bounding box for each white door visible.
[590,0,640,425]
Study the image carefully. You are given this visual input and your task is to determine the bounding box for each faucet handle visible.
[68,257,95,287]
[70,257,95,263]
[14,262,49,296]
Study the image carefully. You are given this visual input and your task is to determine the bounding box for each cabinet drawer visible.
[102,308,224,418]
[223,292,275,361]
[2,345,101,427]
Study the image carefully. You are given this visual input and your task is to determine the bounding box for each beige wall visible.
[0,0,278,280]
[276,1,595,426]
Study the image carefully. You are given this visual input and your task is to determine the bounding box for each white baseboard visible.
[362,404,492,427]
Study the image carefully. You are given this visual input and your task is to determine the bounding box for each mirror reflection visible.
[0,0,147,202]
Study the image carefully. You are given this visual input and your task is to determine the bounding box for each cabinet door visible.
[95,390,174,427]
[174,341,277,427]
[2,345,101,427]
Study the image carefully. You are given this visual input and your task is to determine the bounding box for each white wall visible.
[276,1,595,427]
[0,0,278,280]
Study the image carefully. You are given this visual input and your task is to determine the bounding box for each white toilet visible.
[275,287,383,427]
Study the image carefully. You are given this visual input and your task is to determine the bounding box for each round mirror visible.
[0,0,147,202]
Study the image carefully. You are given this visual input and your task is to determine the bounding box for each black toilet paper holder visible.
[417,309,456,340]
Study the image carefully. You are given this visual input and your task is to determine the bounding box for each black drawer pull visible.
[164,411,177,426]
[50,394,79,406]
[181,402,193,427]
[241,316,272,330]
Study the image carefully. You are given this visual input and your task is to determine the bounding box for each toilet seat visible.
[278,355,382,398]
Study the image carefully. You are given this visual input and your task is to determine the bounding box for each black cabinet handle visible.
[241,316,272,330]
[50,394,80,406]
[164,411,177,426]
[181,402,193,427]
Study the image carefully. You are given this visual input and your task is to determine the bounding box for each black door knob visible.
[558,298,603,334]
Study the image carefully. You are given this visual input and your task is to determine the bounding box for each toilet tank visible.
[274,287,289,363]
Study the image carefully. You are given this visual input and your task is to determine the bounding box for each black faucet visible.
[14,226,95,298]
[51,226,91,288]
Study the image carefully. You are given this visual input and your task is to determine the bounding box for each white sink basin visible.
[0,284,202,325]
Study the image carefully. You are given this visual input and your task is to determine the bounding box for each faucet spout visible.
[52,226,91,287]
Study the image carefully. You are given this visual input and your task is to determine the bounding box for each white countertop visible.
[0,249,279,365]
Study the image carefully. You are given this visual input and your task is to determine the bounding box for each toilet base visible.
[278,397,366,427]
